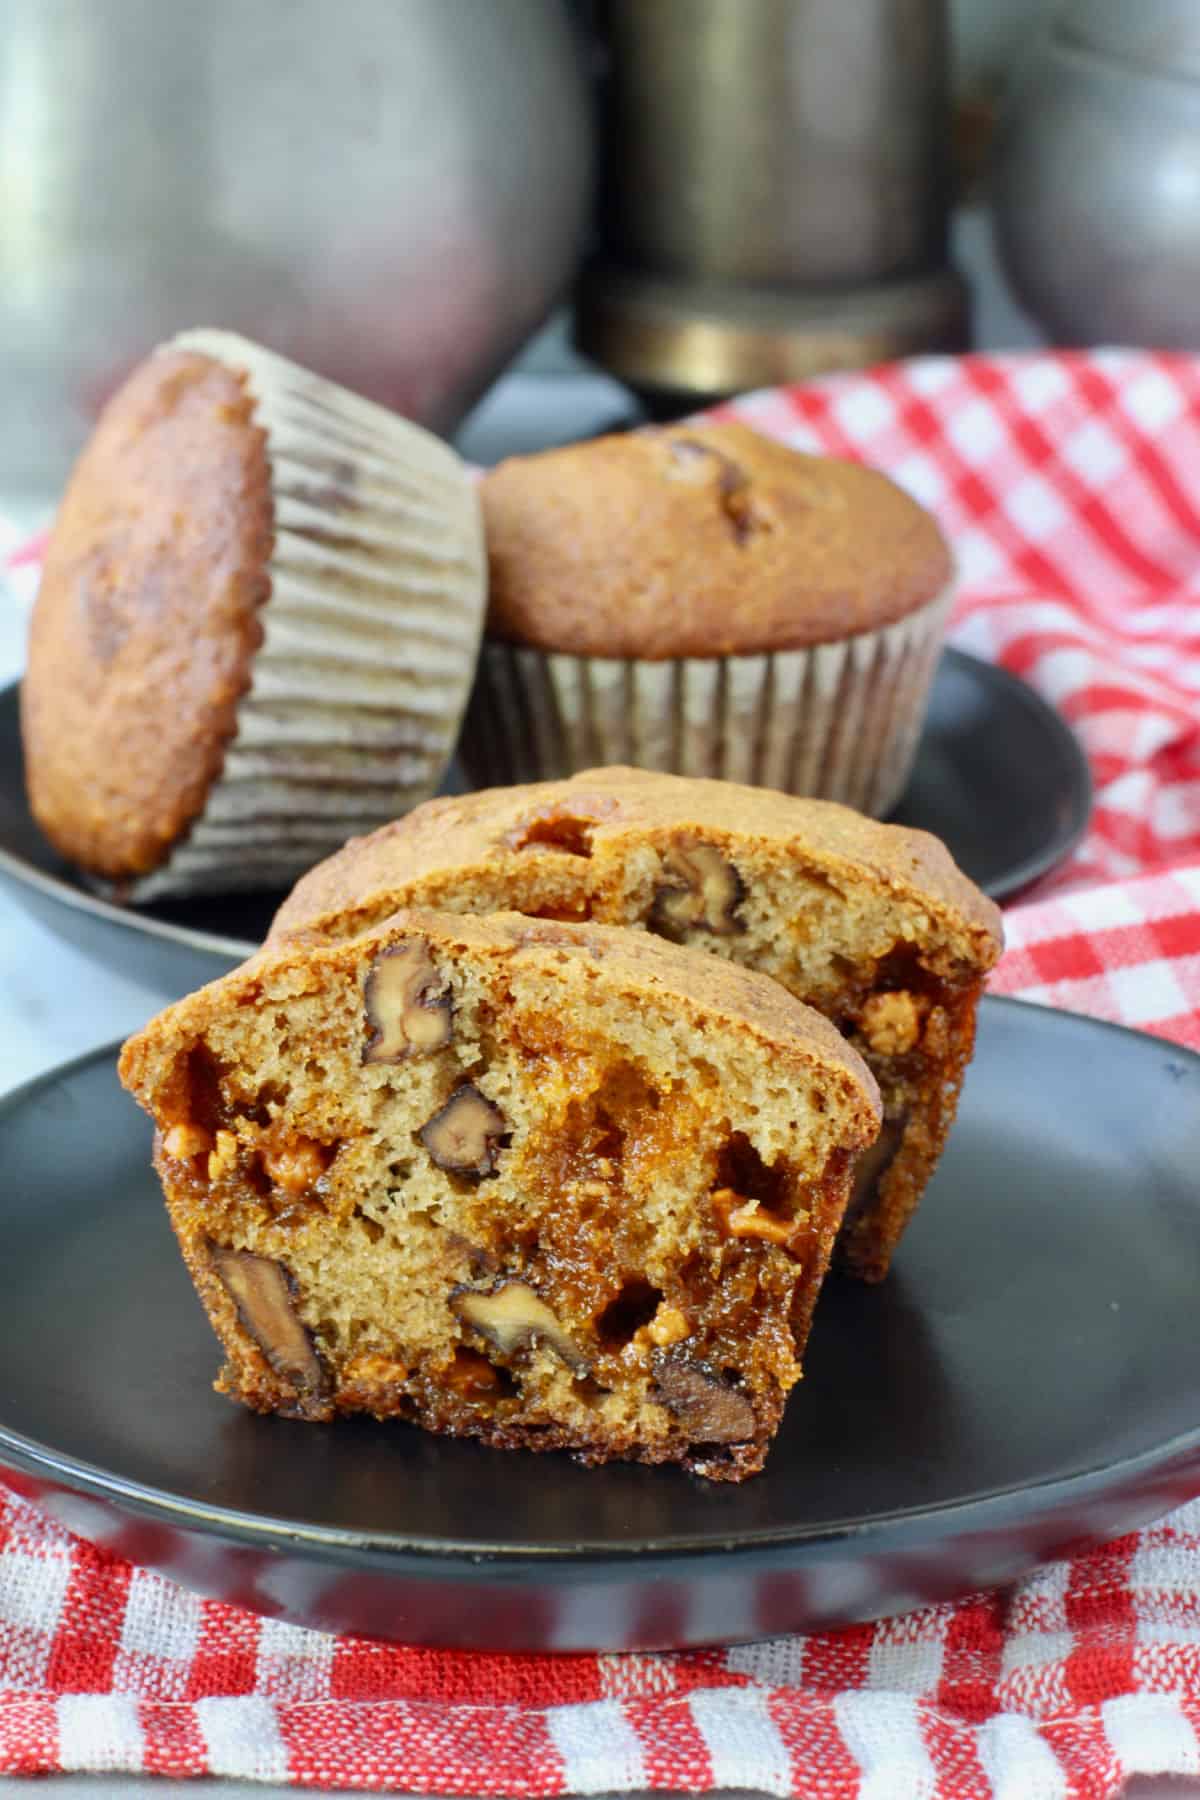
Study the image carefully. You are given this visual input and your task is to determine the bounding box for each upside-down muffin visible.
[119,910,880,1481]
[269,767,1003,1281]
[463,421,955,816]
[22,330,484,900]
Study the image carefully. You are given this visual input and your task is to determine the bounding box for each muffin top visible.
[123,904,880,1135]
[21,349,273,883]
[481,421,954,660]
[269,764,1003,964]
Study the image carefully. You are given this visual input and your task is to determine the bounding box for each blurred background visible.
[2,0,1197,515]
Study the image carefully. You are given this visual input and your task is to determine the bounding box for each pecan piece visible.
[650,838,744,938]
[419,1084,508,1177]
[450,1279,590,1375]
[650,1351,755,1443]
[363,941,452,1063]
[207,1243,328,1397]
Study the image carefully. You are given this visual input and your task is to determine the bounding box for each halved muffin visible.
[120,910,880,1480]
[269,767,1003,1280]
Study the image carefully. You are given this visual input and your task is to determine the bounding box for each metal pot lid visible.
[1058,0,1200,81]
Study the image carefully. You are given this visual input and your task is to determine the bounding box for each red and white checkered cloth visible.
[3,350,1200,1794]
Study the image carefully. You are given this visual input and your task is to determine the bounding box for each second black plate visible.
[0,651,1090,993]
[0,999,1195,1652]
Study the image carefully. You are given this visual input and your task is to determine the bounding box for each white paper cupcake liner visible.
[124,330,485,903]
[460,579,955,816]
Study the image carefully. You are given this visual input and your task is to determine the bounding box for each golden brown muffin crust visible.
[270,765,1002,958]
[21,349,274,882]
[124,905,881,1121]
[481,422,954,659]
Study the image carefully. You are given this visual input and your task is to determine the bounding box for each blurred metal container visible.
[576,0,964,404]
[0,0,592,505]
[992,0,1200,345]
[596,0,950,285]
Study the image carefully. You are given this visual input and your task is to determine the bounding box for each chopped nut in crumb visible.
[419,1084,507,1177]
[363,940,453,1063]
[451,1279,589,1374]
[651,1350,755,1442]
[650,837,744,938]
[207,1243,327,1397]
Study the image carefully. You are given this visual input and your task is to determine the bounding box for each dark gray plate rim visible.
[942,650,1092,895]
[0,997,1194,1575]
[0,653,1093,972]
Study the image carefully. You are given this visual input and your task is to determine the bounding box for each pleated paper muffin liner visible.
[124,330,485,903]
[460,578,955,816]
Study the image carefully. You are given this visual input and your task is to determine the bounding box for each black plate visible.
[0,998,1195,1652]
[0,653,1090,995]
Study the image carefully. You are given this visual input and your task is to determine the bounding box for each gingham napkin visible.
[2,351,1200,1795]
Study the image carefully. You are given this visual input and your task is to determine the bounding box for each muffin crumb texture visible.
[269,768,1002,1280]
[120,909,881,1481]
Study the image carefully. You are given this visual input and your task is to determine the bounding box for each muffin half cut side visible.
[120,909,881,1481]
[268,767,1003,1280]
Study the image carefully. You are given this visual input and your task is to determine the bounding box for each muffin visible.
[463,421,954,814]
[270,767,1003,1282]
[119,909,880,1481]
[21,330,485,901]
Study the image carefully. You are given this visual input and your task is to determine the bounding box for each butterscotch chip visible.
[711,1189,808,1256]
[260,1134,327,1195]
[164,1122,213,1160]
[207,1130,239,1183]
[642,1304,691,1349]
[344,1351,409,1388]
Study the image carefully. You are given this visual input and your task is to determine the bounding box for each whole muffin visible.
[22,331,485,901]
[463,421,954,814]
